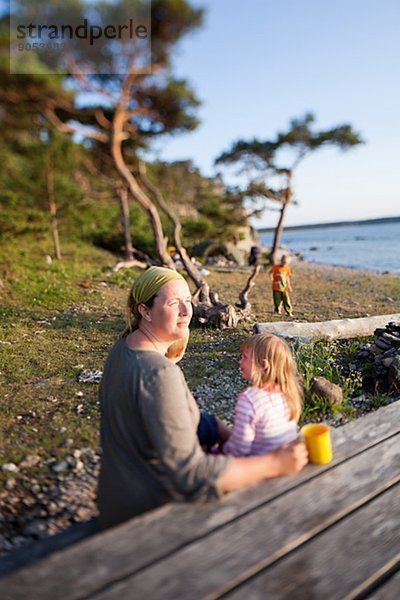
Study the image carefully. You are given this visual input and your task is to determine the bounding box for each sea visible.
[259,220,400,274]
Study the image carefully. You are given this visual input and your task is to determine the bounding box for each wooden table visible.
[1,401,399,600]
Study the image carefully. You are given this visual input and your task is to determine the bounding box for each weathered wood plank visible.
[79,435,400,600]
[0,402,398,600]
[344,554,400,600]
[225,485,400,600]
[364,566,400,600]
[329,401,399,453]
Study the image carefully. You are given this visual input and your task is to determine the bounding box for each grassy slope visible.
[1,234,400,488]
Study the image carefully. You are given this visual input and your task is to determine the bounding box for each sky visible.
[153,0,400,228]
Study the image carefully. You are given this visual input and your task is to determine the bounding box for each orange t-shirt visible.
[270,265,292,292]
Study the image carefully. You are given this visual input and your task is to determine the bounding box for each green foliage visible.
[215,113,364,216]
[295,339,365,421]
[148,160,248,246]
[216,113,364,170]
[1,1,215,264]
[183,217,215,239]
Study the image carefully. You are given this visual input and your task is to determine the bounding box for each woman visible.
[97,267,307,530]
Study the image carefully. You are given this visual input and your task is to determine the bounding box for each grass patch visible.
[0,235,125,486]
[295,338,372,423]
[0,311,113,473]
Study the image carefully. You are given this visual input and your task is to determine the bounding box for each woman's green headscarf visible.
[130,266,184,320]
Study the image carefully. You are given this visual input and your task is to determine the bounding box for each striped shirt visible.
[223,386,298,456]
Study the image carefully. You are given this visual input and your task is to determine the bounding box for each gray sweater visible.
[97,339,230,529]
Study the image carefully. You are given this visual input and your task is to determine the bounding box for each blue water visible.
[259,221,400,274]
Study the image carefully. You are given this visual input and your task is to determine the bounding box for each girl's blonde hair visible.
[241,333,303,422]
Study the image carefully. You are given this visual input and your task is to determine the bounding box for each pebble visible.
[19,455,41,469]
[60,438,74,448]
[2,463,19,473]
[5,478,16,491]
[52,460,69,473]
[382,357,394,368]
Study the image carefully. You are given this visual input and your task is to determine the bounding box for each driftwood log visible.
[112,258,149,272]
[255,314,400,341]
[193,265,262,328]
[236,264,261,310]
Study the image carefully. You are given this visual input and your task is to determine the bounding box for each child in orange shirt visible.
[269,254,293,317]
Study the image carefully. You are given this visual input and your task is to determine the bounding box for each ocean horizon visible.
[259,220,400,274]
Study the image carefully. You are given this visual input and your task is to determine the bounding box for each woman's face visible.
[146,278,193,342]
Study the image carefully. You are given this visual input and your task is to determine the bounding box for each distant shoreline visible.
[257,215,400,234]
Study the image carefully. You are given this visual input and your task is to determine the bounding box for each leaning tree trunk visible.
[270,200,289,264]
[47,157,62,260]
[117,186,135,261]
[111,84,175,270]
[269,174,292,265]
[137,160,211,303]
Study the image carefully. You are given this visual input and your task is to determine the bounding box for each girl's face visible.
[240,348,253,381]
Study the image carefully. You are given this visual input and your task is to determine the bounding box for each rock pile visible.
[358,321,400,393]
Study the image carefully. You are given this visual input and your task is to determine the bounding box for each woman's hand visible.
[217,440,308,493]
[274,440,308,475]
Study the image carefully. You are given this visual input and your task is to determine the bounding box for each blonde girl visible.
[223,334,303,456]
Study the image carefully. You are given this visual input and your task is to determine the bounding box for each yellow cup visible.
[301,423,333,464]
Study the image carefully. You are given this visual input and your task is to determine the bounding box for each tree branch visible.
[45,107,109,143]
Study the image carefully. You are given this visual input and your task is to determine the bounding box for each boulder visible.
[310,376,343,407]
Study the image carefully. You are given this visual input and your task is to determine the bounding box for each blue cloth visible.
[197,412,219,450]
